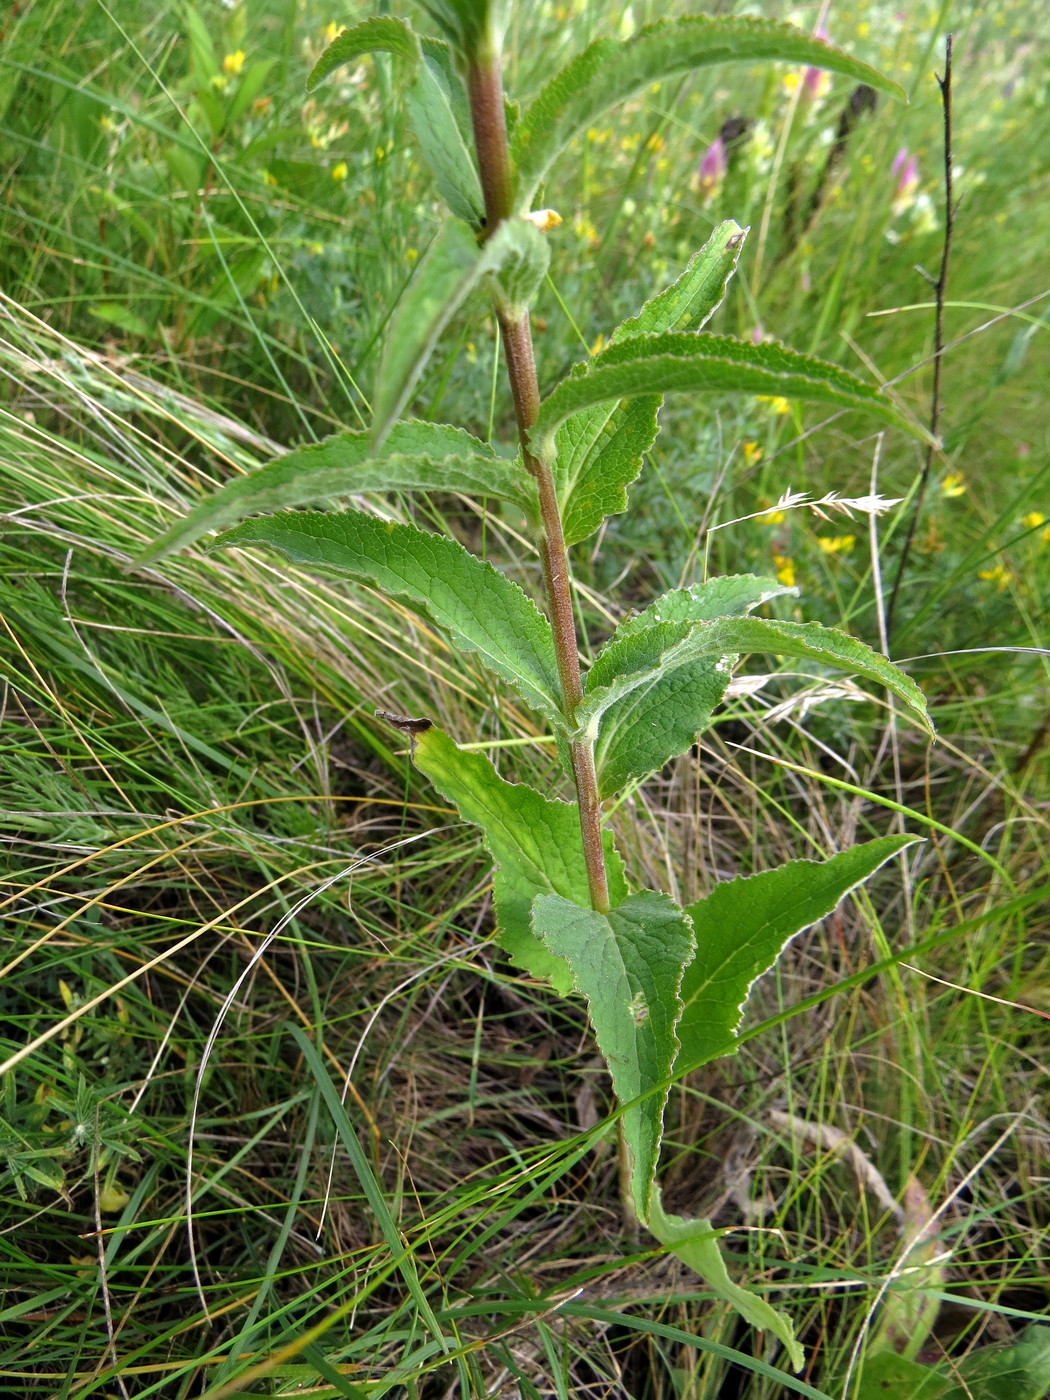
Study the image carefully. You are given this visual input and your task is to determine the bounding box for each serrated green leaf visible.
[557,222,747,546]
[648,1190,805,1372]
[373,219,481,445]
[374,217,553,446]
[532,890,694,1220]
[136,422,538,566]
[413,726,629,991]
[616,574,795,638]
[212,511,563,724]
[306,17,421,91]
[558,396,659,548]
[578,615,931,746]
[677,835,920,1072]
[533,334,928,461]
[512,16,905,208]
[615,220,749,342]
[305,23,483,227]
[594,575,793,797]
[406,55,485,225]
[488,217,551,318]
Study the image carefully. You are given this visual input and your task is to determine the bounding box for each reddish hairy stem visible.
[468,57,610,914]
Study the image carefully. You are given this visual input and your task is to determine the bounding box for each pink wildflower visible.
[892,147,919,193]
[891,147,920,214]
[803,29,831,99]
[698,136,726,195]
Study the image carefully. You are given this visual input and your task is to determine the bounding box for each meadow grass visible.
[0,1,1047,1396]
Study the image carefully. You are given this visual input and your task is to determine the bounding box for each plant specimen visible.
[139,1,932,1370]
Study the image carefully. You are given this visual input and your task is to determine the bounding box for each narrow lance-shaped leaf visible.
[373,219,480,445]
[614,221,749,342]
[211,511,563,726]
[308,24,483,228]
[532,334,930,462]
[578,614,932,744]
[676,835,922,1073]
[406,54,485,225]
[374,216,551,446]
[136,422,539,567]
[593,575,796,798]
[648,1191,805,1372]
[306,16,421,90]
[532,890,694,1222]
[512,15,904,207]
[410,725,629,991]
[556,221,747,546]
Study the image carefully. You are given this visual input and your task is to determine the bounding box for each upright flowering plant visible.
[140,2,933,1372]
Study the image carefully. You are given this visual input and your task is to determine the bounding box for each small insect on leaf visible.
[375,710,434,735]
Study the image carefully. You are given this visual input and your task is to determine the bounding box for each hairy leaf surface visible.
[307,24,483,227]
[414,727,628,991]
[616,574,795,638]
[307,17,421,89]
[137,422,537,565]
[533,334,927,458]
[372,220,481,444]
[375,217,552,445]
[406,56,485,224]
[512,16,904,206]
[556,222,747,545]
[532,890,694,1220]
[649,1191,804,1371]
[593,575,794,797]
[579,616,931,744]
[615,221,748,342]
[677,835,921,1071]
[212,511,562,723]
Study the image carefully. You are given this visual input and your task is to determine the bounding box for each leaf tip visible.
[376,708,434,754]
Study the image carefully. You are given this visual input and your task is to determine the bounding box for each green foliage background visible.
[0,1,1047,1396]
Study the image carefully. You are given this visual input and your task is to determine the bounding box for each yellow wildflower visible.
[309,241,324,256]
[331,161,348,181]
[742,442,764,467]
[978,564,1010,590]
[757,395,791,415]
[99,1183,130,1214]
[590,333,605,356]
[523,208,562,232]
[941,473,966,497]
[773,555,796,588]
[222,50,246,77]
[1022,511,1045,530]
[406,247,418,262]
[322,22,342,43]
[818,535,856,554]
[375,145,385,162]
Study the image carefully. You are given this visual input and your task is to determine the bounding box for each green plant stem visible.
[467,55,610,915]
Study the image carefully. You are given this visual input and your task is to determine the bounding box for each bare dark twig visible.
[885,34,955,638]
